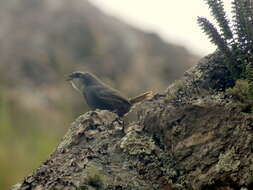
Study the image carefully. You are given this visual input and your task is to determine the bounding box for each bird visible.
[67,71,152,116]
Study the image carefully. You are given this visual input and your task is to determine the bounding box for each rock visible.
[12,53,253,190]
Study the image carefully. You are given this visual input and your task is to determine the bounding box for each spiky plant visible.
[232,0,253,51]
[197,17,230,56]
[204,0,233,40]
[198,0,253,81]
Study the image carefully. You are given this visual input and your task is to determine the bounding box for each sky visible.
[90,0,233,56]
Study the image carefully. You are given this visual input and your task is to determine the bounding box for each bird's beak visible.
[65,75,73,81]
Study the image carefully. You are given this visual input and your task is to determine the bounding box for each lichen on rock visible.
[12,53,253,190]
[215,147,240,173]
[119,131,156,155]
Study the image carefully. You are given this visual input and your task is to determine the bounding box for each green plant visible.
[198,0,253,81]
[226,79,253,101]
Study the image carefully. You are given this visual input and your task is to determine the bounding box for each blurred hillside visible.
[0,0,199,189]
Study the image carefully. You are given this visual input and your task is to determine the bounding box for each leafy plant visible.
[198,0,253,81]
[226,79,253,101]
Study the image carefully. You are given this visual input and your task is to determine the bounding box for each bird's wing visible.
[87,85,130,110]
[86,85,131,116]
[93,85,130,106]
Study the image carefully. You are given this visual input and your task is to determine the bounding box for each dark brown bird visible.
[67,71,152,116]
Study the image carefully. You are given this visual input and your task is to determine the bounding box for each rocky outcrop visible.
[12,52,253,190]
[0,1,200,189]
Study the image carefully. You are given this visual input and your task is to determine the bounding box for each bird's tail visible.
[129,91,154,105]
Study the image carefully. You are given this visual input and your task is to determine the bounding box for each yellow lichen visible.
[120,131,156,155]
[215,147,240,173]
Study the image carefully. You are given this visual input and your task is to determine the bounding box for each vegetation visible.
[198,0,253,83]
[226,79,253,101]
[0,87,67,189]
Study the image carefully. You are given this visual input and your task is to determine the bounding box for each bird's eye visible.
[73,73,80,78]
